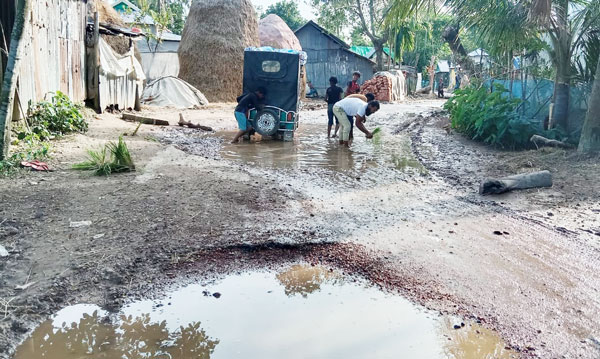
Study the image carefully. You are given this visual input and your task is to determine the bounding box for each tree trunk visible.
[508,51,514,97]
[552,68,570,130]
[429,56,436,95]
[374,41,385,72]
[442,25,476,76]
[550,0,571,130]
[578,56,600,153]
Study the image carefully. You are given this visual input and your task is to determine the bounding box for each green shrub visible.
[73,136,135,176]
[24,91,88,140]
[444,84,540,149]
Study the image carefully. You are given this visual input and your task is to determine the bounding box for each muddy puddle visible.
[219,124,426,175]
[15,264,515,359]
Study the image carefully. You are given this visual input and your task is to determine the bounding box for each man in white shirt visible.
[332,97,380,147]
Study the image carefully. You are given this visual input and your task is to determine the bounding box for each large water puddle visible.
[15,264,515,359]
[219,124,426,175]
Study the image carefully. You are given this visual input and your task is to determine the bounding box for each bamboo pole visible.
[0,0,30,160]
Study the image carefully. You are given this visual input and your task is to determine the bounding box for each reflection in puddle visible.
[219,124,424,175]
[16,265,516,359]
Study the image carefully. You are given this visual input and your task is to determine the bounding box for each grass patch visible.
[0,141,51,177]
[73,136,135,176]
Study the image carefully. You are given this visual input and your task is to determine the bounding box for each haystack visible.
[178,0,260,102]
[258,14,302,50]
[94,0,141,60]
[258,14,307,98]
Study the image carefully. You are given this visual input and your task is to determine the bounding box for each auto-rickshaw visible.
[242,47,306,141]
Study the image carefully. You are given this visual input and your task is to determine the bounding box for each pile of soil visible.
[178,0,260,102]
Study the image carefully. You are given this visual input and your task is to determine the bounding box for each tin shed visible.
[295,21,375,95]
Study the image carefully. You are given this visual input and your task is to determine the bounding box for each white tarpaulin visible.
[98,38,145,111]
[141,76,209,109]
[140,53,180,83]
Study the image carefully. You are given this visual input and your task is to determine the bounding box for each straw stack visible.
[178,0,260,102]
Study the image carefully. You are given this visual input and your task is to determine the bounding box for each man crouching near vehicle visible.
[231,87,267,144]
[332,97,380,147]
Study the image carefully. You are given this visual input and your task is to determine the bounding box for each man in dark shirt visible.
[345,71,361,96]
[325,76,344,138]
[231,87,266,143]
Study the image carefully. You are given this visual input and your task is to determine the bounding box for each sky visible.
[250,0,317,20]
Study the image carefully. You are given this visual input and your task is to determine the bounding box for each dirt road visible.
[1,99,599,358]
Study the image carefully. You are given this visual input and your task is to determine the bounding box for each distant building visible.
[468,48,490,69]
[295,21,375,95]
[112,0,182,82]
[350,46,394,66]
[112,0,156,33]
[434,60,451,88]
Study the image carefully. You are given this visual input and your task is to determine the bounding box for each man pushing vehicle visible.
[332,97,380,147]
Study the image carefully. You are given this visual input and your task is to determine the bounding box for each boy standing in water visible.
[231,87,266,144]
[325,77,344,138]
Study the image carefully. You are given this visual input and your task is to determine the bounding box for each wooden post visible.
[86,11,100,113]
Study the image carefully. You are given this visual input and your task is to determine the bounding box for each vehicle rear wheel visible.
[254,109,280,136]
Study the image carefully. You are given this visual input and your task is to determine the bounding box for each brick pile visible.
[360,74,394,102]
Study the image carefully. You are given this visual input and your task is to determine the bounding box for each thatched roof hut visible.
[178,0,260,102]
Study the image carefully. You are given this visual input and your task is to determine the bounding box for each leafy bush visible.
[444,84,541,149]
[24,91,88,141]
[73,136,135,176]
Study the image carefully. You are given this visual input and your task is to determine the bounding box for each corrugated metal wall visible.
[296,25,374,95]
[17,0,87,111]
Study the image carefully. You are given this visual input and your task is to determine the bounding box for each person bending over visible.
[231,87,266,144]
[332,97,380,147]
[344,93,375,145]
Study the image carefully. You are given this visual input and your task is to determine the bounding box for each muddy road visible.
[1,100,599,358]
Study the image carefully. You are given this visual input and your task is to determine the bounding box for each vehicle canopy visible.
[243,47,307,113]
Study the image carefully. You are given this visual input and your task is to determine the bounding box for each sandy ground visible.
[1,99,599,358]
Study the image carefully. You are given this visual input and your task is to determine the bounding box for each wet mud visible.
[2,100,600,358]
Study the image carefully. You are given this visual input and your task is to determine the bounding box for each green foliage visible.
[309,0,348,38]
[129,0,190,35]
[25,91,87,141]
[396,15,456,71]
[444,84,542,149]
[0,140,51,176]
[262,0,306,31]
[73,136,135,176]
[350,26,370,46]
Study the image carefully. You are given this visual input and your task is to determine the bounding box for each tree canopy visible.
[128,0,190,35]
[261,0,307,31]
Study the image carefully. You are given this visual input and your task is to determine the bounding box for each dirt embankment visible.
[396,110,600,244]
